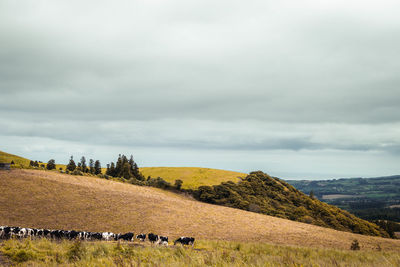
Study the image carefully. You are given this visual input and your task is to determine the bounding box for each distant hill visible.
[0,150,66,170]
[286,176,400,223]
[1,169,400,251]
[140,167,246,189]
[0,150,31,167]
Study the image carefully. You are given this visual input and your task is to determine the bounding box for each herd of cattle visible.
[0,226,195,247]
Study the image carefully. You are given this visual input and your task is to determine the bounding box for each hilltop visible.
[140,167,246,189]
[1,169,400,251]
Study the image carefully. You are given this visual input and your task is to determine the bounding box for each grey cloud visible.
[2,118,400,154]
[1,0,400,178]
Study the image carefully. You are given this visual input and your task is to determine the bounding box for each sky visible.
[1,0,400,179]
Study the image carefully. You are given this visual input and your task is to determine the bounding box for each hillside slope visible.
[140,167,246,189]
[0,150,66,170]
[190,171,388,237]
[0,150,31,167]
[1,169,399,251]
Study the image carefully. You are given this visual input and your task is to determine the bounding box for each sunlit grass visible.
[140,167,246,189]
[1,238,399,266]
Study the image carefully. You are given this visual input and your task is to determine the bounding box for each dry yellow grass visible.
[1,169,400,251]
[140,167,246,189]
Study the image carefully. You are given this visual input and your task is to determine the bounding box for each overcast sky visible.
[1,0,400,179]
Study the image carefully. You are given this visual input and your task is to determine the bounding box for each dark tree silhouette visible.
[89,159,95,174]
[80,156,87,172]
[66,156,76,171]
[46,159,56,170]
[94,160,102,175]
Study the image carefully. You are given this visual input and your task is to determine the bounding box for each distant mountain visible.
[286,176,400,223]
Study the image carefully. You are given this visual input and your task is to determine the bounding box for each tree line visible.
[66,156,102,175]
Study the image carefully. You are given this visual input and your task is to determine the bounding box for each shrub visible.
[72,169,83,176]
[350,240,360,250]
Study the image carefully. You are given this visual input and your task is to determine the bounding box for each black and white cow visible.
[148,233,168,245]
[78,231,89,240]
[18,228,34,238]
[136,234,146,242]
[147,233,159,243]
[157,236,168,246]
[117,232,134,242]
[38,229,51,238]
[0,226,6,239]
[174,237,195,247]
[12,227,21,238]
[102,232,115,241]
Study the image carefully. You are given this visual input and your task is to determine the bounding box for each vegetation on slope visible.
[1,238,399,267]
[189,171,388,237]
[140,167,246,189]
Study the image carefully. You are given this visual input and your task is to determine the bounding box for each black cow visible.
[148,233,158,243]
[117,232,134,241]
[4,227,13,239]
[51,230,66,239]
[68,230,79,240]
[174,237,195,246]
[90,232,103,240]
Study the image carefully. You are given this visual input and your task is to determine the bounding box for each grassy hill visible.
[0,150,31,168]
[140,167,246,189]
[0,150,66,170]
[0,151,245,189]
[1,169,400,251]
